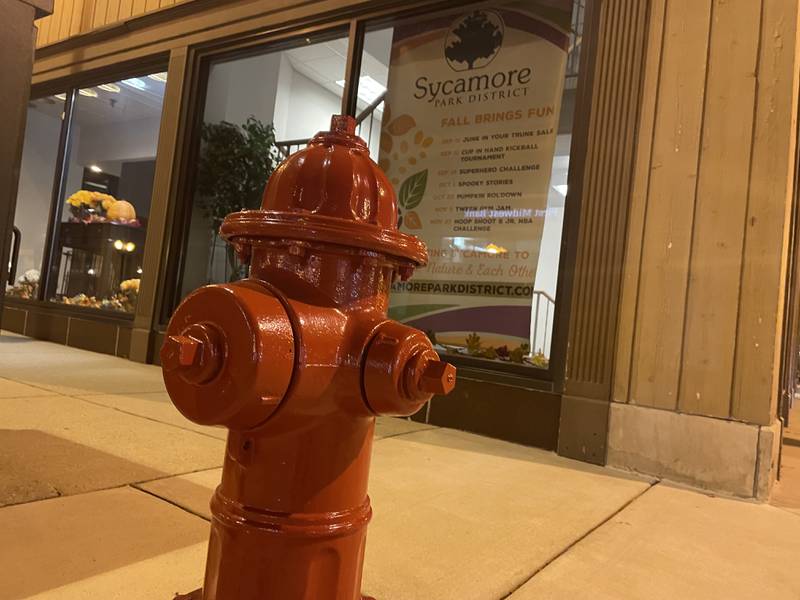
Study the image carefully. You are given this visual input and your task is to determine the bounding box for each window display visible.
[45,73,167,313]
[359,0,582,369]
[178,32,350,299]
[6,96,66,300]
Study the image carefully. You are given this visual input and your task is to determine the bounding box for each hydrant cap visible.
[162,281,295,430]
[220,115,427,267]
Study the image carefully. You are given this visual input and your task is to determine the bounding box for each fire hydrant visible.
[161,115,456,600]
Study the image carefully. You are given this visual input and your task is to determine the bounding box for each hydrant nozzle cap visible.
[161,282,294,430]
[418,360,457,396]
[363,321,457,417]
[161,324,223,385]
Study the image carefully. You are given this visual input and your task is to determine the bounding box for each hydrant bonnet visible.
[220,115,428,271]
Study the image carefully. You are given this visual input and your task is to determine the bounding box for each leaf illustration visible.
[380,132,393,153]
[388,114,416,136]
[398,169,428,210]
[405,211,422,229]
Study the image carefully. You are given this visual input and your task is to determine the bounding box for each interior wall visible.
[77,116,162,166]
[13,107,61,277]
[613,0,799,426]
[118,160,156,219]
[204,52,282,127]
[273,69,341,140]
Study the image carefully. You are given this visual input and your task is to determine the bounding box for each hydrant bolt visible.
[162,334,200,371]
[419,360,457,396]
[161,322,226,387]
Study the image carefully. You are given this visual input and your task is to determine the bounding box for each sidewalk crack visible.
[69,394,226,442]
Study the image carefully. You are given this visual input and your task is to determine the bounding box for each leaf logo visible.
[444,10,504,72]
[399,169,428,210]
[397,169,428,229]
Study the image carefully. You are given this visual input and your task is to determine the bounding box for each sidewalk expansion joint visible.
[375,425,440,442]
[131,484,212,522]
[498,480,660,599]
[0,466,223,510]
[69,394,226,442]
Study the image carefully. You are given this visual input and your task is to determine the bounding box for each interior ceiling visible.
[30,31,393,128]
[285,30,392,113]
[35,75,167,127]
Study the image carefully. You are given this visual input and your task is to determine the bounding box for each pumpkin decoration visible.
[107,200,136,222]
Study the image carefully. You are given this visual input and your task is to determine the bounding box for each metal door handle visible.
[8,225,20,286]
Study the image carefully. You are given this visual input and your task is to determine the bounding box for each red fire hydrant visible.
[161,115,456,600]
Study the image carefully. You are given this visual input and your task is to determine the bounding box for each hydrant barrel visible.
[162,114,456,600]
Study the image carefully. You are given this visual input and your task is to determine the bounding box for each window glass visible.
[6,96,65,300]
[47,73,167,313]
[178,32,350,299]
[359,0,583,369]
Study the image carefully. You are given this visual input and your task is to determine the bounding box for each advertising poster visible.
[381,1,572,363]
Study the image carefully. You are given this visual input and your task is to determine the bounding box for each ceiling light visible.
[125,242,136,253]
[147,72,168,83]
[336,75,387,105]
[553,184,569,196]
[54,93,67,101]
[136,267,143,274]
[113,240,124,250]
[98,83,121,93]
[122,77,147,90]
[78,88,98,97]
[89,165,102,173]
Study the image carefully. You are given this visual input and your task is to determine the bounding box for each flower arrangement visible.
[65,190,140,226]
[119,278,140,294]
[7,269,39,299]
[58,278,141,313]
[429,330,548,368]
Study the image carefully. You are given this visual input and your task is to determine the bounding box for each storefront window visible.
[178,32,350,299]
[359,0,581,369]
[45,73,167,313]
[6,96,66,300]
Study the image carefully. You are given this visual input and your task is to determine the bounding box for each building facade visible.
[4,0,799,499]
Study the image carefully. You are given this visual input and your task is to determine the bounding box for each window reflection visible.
[360,0,583,369]
[47,72,167,313]
[179,33,351,299]
[6,96,65,300]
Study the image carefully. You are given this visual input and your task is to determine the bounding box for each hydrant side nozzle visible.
[162,281,294,429]
[362,321,456,416]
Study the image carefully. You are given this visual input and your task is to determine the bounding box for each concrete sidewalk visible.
[1,331,799,600]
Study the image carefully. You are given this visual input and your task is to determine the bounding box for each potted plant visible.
[195,116,280,281]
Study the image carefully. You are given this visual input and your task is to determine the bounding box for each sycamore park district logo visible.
[444,10,505,72]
